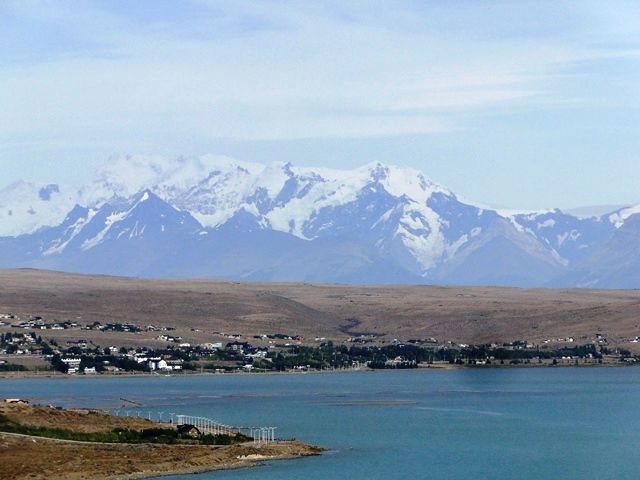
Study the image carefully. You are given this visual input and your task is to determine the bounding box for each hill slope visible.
[1,269,640,347]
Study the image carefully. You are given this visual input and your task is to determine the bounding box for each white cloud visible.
[1,0,639,146]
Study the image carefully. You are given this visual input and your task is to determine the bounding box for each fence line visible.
[174,414,277,444]
[111,410,277,444]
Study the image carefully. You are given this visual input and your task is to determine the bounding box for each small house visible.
[177,424,201,439]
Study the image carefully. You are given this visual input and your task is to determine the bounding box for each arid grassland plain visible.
[1,269,640,351]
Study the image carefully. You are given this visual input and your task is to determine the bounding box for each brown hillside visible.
[1,269,639,348]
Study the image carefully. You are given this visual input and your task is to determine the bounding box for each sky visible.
[1,0,640,210]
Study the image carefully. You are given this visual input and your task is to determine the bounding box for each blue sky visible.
[1,0,640,209]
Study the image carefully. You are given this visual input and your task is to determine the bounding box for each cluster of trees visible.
[262,341,626,371]
[458,343,604,361]
[264,342,433,370]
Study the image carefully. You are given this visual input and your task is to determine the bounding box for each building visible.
[61,357,81,368]
[177,424,201,438]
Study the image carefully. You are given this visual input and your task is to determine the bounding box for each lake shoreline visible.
[1,360,634,381]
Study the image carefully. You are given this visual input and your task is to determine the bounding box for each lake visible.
[1,368,639,480]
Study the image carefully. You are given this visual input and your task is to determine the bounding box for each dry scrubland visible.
[1,269,640,348]
[0,435,316,480]
[0,403,321,480]
[0,402,154,432]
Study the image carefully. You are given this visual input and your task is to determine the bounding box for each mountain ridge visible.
[0,154,637,287]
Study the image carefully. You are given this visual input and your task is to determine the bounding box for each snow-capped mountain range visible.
[0,154,638,287]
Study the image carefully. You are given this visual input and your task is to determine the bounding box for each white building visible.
[61,357,81,368]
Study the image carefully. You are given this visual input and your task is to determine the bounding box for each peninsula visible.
[0,400,322,480]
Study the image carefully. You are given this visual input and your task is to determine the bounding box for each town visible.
[1,312,639,376]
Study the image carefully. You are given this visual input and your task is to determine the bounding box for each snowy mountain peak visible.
[34,190,202,255]
[609,204,640,228]
[1,154,638,287]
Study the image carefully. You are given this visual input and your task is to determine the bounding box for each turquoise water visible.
[1,369,639,479]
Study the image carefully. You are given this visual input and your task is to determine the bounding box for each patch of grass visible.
[0,364,28,372]
[0,415,251,445]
